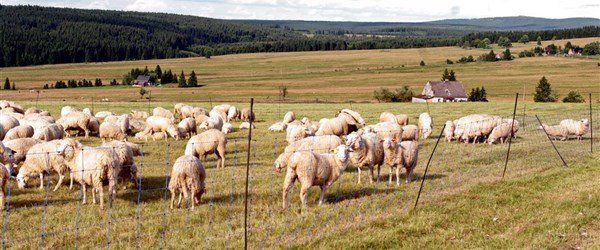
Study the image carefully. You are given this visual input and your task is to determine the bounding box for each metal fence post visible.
[502,93,519,179]
[244,98,254,250]
[414,124,446,209]
[535,115,568,167]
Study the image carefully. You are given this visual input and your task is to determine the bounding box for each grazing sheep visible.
[134,131,152,142]
[199,115,224,131]
[16,139,81,191]
[0,141,14,166]
[381,138,419,185]
[191,107,209,119]
[395,114,409,126]
[345,131,385,184]
[280,144,349,209]
[274,135,342,172]
[502,118,520,139]
[212,104,231,115]
[3,138,42,165]
[60,106,81,117]
[239,122,255,129]
[143,116,173,141]
[86,117,100,136]
[363,122,403,142]
[32,124,64,141]
[339,109,366,126]
[185,129,227,169]
[268,122,287,132]
[286,124,308,144]
[3,125,34,141]
[24,107,43,115]
[315,112,361,136]
[0,164,9,210]
[221,122,234,134]
[379,112,398,124]
[560,119,589,140]
[401,124,419,141]
[101,140,138,190]
[227,106,240,122]
[454,114,502,144]
[99,122,127,142]
[94,111,115,119]
[124,141,142,156]
[173,103,187,117]
[178,118,197,137]
[179,105,196,120]
[443,120,455,142]
[82,108,93,117]
[166,125,187,141]
[0,114,20,138]
[129,119,147,132]
[67,146,118,207]
[130,110,150,120]
[487,123,513,144]
[418,112,433,140]
[240,108,255,122]
[539,124,569,141]
[57,111,91,138]
[153,107,175,123]
[194,114,210,128]
[103,115,118,125]
[169,155,206,210]
[283,111,296,124]
[117,115,131,135]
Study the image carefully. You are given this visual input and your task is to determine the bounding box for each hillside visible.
[428,16,600,30]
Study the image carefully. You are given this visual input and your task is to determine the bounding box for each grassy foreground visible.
[308,155,600,249]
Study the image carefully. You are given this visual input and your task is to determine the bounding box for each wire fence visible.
[0,102,599,249]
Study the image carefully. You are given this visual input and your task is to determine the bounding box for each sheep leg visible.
[357,167,362,185]
[39,173,44,189]
[376,165,381,183]
[282,170,296,210]
[318,185,326,206]
[368,166,374,184]
[177,192,183,207]
[396,166,401,186]
[0,190,4,210]
[181,184,189,207]
[53,173,64,191]
[69,173,74,190]
[82,184,87,204]
[99,185,104,208]
[190,188,196,210]
[170,189,176,209]
[92,187,97,204]
[388,166,393,185]
[299,183,311,210]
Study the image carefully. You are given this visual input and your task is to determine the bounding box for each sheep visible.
[179,105,196,120]
[381,138,419,185]
[502,118,520,139]
[99,122,127,142]
[60,106,80,117]
[166,125,187,141]
[129,119,146,132]
[24,107,43,115]
[178,118,197,137]
[4,138,43,165]
[0,114,20,138]
[487,123,513,144]
[185,129,227,169]
[443,120,455,142]
[82,108,93,117]
[153,107,175,123]
[3,125,34,141]
[124,141,142,157]
[315,112,361,136]
[345,131,385,184]
[379,112,398,124]
[0,110,23,120]
[134,131,152,142]
[274,135,342,172]
[365,122,404,142]
[173,103,187,117]
[401,124,419,141]
[169,155,206,210]
[239,122,255,129]
[32,124,64,141]
[212,104,231,114]
[240,108,255,122]
[286,124,307,144]
[0,164,9,210]
[395,114,409,126]
[539,124,569,141]
[117,115,131,135]
[21,113,54,127]
[339,109,365,126]
[0,141,14,166]
[94,111,115,119]
[268,122,287,132]
[16,139,81,191]
[454,115,502,143]
[194,114,210,128]
[67,146,119,207]
[143,116,173,141]
[418,112,433,140]
[191,107,209,118]
[221,122,234,134]
[86,117,100,136]
[101,140,138,190]
[130,110,150,120]
[280,144,349,210]
[283,111,296,124]
[227,106,240,122]
[560,119,589,140]
[103,115,119,125]
[198,115,224,131]
[57,111,91,138]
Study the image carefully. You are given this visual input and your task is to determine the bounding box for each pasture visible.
[0,37,598,103]
[0,99,598,249]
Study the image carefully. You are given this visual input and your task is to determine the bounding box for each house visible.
[412,80,468,103]
[567,47,583,56]
[495,52,505,60]
[133,75,152,87]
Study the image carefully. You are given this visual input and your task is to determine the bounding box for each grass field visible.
[0,99,598,249]
[0,37,598,103]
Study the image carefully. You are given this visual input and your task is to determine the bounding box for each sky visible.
[2,0,600,22]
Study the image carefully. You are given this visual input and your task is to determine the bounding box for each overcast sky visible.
[3,0,600,22]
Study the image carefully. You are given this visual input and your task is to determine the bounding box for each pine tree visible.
[441,68,450,81]
[11,83,15,90]
[187,70,198,87]
[178,71,187,87]
[536,36,542,46]
[534,76,557,102]
[172,73,178,84]
[448,70,456,81]
[155,65,162,78]
[503,49,512,60]
[3,78,10,90]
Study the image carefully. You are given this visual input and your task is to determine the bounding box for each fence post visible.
[502,93,519,179]
[244,98,254,250]
[535,115,568,167]
[590,93,593,153]
[414,124,445,209]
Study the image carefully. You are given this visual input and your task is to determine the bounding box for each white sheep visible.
[185,129,227,169]
[315,112,360,136]
[82,108,93,117]
[239,122,255,129]
[130,119,147,132]
[487,123,513,144]
[0,141,14,166]
[173,103,187,117]
[268,122,287,132]
[191,107,209,118]
[166,125,187,141]
[283,111,296,124]
[280,144,349,209]
[396,114,409,126]
[274,135,342,172]
[4,138,43,165]
[418,112,433,139]
[24,107,43,115]
[381,138,419,185]
[240,108,255,122]
[169,155,206,210]
[16,139,81,191]
[153,107,175,123]
[60,106,81,117]
[286,124,307,144]
[221,122,234,134]
[143,116,173,141]
[0,114,20,138]
[0,164,9,210]
[212,104,231,114]
[178,118,197,137]
[401,124,419,141]
[363,122,403,142]
[199,115,224,131]
[94,111,115,119]
[379,112,398,124]
[57,111,91,137]
[209,109,227,122]
[179,105,196,120]
[130,110,150,120]
[3,124,34,141]
[101,140,138,190]
[227,106,240,122]
[32,124,64,141]
[560,119,589,140]
[539,124,569,141]
[67,146,119,207]
[339,109,365,126]
[117,115,131,135]
[99,122,128,142]
[345,131,385,184]
[443,120,455,142]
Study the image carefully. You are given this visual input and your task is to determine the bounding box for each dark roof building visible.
[412,80,468,103]
[133,75,152,87]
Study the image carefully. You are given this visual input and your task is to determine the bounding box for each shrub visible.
[562,91,585,103]
[374,86,414,103]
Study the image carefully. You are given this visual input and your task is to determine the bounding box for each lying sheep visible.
[274,135,342,172]
[241,108,255,122]
[539,124,569,141]
[130,110,150,120]
[418,112,433,139]
[169,155,206,210]
[346,131,385,184]
[381,138,419,185]
[185,129,227,169]
[16,139,81,191]
[268,122,287,132]
[0,164,9,210]
[487,123,513,144]
[3,138,42,165]
[283,111,296,124]
[560,119,589,140]
[239,122,255,129]
[0,114,20,138]
[3,125,34,141]
[32,124,64,141]
[57,111,91,138]
[94,111,115,119]
[99,122,127,142]
[280,144,349,209]
[221,122,234,134]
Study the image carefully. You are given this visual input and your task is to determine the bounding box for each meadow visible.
[0,38,599,249]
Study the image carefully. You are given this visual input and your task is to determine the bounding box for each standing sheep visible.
[379,112,398,124]
[345,131,385,184]
[227,106,240,122]
[339,109,366,126]
[185,129,227,169]
[67,146,119,207]
[0,164,9,210]
[280,144,349,209]
[57,111,91,138]
[178,118,197,137]
[143,116,174,141]
[381,138,419,185]
[443,120,455,142]
[101,140,138,190]
[99,122,128,142]
[3,138,42,165]
[169,155,206,210]
[153,107,175,123]
[199,115,224,131]
[3,125,34,141]
[418,112,433,140]
[401,124,419,141]
[274,135,342,172]
[395,114,409,126]
[130,110,150,120]
[560,119,589,140]
[240,108,255,122]
[32,124,64,141]
[539,124,569,141]
[487,123,513,144]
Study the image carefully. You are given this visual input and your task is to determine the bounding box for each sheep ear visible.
[379,139,384,143]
